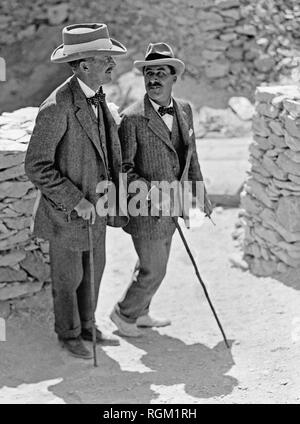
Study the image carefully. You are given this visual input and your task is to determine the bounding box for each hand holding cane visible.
[88,218,98,367]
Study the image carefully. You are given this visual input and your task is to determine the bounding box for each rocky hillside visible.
[1,0,300,112]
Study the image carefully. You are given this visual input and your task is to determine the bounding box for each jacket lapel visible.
[173,99,190,147]
[173,99,193,182]
[69,76,106,165]
[144,95,176,153]
[101,98,122,182]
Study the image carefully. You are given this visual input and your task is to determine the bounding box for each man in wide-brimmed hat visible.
[110,42,213,337]
[25,23,127,359]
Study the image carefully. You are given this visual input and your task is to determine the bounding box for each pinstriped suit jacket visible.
[119,94,209,239]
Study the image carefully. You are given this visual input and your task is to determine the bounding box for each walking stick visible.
[172,217,230,349]
[88,219,98,367]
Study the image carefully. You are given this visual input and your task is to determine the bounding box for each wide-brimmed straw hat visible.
[134,42,185,76]
[51,23,127,63]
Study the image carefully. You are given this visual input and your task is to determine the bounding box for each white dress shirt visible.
[77,77,98,116]
[149,98,174,132]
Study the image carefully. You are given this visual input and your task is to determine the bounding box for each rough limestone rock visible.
[4,0,292,114]
[20,252,50,282]
[47,3,69,25]
[197,106,251,137]
[0,251,26,267]
[276,197,300,233]
[0,268,27,283]
[284,131,300,152]
[240,85,300,286]
[0,107,52,302]
[277,152,300,176]
[228,97,255,121]
[0,282,43,301]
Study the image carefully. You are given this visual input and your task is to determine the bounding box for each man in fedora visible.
[110,42,213,337]
[25,23,127,359]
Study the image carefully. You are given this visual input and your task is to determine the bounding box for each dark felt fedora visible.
[51,23,127,63]
[134,42,185,76]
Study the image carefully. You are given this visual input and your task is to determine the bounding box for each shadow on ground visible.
[0,297,237,403]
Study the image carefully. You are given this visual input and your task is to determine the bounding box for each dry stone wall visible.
[0,107,50,305]
[241,85,300,285]
[1,0,300,113]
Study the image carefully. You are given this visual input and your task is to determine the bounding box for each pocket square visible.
[189,128,194,137]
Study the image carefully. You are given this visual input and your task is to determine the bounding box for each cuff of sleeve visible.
[61,190,84,212]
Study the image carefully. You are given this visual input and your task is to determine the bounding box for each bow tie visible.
[86,87,106,107]
[158,105,175,116]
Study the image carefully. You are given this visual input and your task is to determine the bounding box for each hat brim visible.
[51,37,127,63]
[134,58,185,76]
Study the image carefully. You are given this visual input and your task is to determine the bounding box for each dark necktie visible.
[158,106,175,116]
[86,86,106,107]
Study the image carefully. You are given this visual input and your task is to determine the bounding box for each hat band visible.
[145,53,173,61]
[63,37,113,55]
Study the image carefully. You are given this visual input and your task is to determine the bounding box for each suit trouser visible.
[118,235,173,323]
[49,234,106,339]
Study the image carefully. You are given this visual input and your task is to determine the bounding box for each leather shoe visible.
[81,328,120,346]
[58,336,93,359]
[110,306,142,338]
[136,314,171,328]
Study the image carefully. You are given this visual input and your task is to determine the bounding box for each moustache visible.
[147,83,162,88]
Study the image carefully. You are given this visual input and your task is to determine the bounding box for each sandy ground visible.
[0,208,299,404]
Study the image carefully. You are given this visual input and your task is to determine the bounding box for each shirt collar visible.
[77,77,96,98]
[149,97,173,113]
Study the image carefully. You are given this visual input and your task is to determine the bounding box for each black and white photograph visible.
[0,0,299,407]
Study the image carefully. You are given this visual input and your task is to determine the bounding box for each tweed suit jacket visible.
[119,94,208,240]
[25,75,125,250]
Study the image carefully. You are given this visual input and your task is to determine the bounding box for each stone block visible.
[269,134,286,148]
[269,120,285,136]
[0,229,30,251]
[276,196,300,232]
[288,174,300,185]
[252,135,273,150]
[47,3,69,25]
[0,164,25,182]
[205,39,229,51]
[20,251,50,282]
[284,131,300,152]
[0,301,11,319]
[273,179,300,192]
[205,62,230,78]
[277,152,300,176]
[249,143,263,159]
[252,115,271,137]
[0,153,25,171]
[285,115,300,138]
[250,258,277,276]
[254,224,282,245]
[256,102,280,119]
[262,156,287,180]
[8,198,35,215]
[271,247,300,268]
[0,181,33,200]
[240,192,264,215]
[0,282,43,301]
[0,251,27,267]
[215,0,240,10]
[283,99,300,118]
[3,217,31,230]
[228,96,254,121]
[0,267,27,283]
[245,179,275,209]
